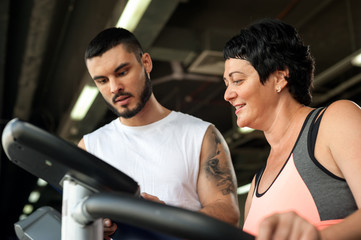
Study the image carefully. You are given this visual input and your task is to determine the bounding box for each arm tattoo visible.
[205,131,236,195]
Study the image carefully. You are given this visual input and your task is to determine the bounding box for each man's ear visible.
[142,53,153,74]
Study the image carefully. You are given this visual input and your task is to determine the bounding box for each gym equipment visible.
[14,206,61,240]
[2,118,254,240]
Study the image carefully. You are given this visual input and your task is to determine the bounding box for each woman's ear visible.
[274,69,289,93]
[276,69,289,87]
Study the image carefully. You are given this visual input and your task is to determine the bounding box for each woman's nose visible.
[224,86,236,102]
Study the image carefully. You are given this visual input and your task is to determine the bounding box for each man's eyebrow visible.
[114,63,130,73]
[92,63,130,81]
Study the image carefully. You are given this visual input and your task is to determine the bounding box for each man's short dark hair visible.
[85,27,144,63]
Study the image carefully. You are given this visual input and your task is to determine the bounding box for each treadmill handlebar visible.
[76,192,255,240]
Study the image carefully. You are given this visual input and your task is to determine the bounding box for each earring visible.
[276,86,281,93]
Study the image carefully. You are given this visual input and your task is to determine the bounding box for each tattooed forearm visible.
[205,131,236,195]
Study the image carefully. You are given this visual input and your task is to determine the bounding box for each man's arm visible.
[78,138,86,150]
[197,125,240,227]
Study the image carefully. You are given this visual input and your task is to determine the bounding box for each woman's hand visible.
[257,212,320,240]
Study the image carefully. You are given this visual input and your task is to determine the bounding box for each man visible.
[78,27,240,239]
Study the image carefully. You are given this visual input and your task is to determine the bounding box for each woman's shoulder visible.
[326,99,360,112]
[319,100,361,137]
[322,100,360,121]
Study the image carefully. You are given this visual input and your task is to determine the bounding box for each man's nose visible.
[109,78,124,94]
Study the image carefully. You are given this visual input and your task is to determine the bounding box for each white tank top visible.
[84,111,211,211]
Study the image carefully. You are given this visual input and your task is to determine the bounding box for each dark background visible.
[1,0,361,238]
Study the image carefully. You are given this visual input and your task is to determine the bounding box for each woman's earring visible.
[276,86,281,93]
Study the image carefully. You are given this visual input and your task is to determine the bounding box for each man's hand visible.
[103,218,117,240]
[141,192,165,204]
[101,193,165,240]
[257,212,320,240]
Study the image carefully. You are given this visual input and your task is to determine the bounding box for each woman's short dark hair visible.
[85,27,144,63]
[223,18,315,106]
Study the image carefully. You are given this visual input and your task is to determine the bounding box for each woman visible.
[223,18,361,239]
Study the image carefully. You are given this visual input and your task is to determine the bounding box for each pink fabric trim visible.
[316,219,343,229]
[243,154,320,235]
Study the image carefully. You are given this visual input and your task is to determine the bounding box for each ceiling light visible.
[70,85,99,121]
[237,183,251,195]
[28,191,40,203]
[351,53,361,67]
[37,178,48,187]
[238,127,255,134]
[23,204,34,215]
[116,0,152,32]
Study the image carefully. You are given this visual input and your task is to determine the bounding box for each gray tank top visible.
[293,107,357,220]
[254,107,358,220]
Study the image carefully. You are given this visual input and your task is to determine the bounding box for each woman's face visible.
[223,58,277,130]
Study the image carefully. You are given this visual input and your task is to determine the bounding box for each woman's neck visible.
[264,101,311,151]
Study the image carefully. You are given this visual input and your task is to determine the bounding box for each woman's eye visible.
[233,80,243,85]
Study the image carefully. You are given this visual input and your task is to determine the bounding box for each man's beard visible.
[105,71,152,119]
